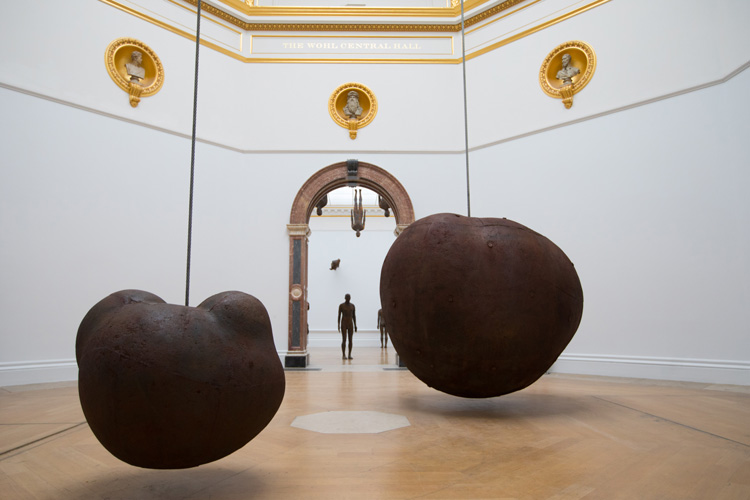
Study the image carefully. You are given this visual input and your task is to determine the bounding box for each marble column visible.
[286,223,310,367]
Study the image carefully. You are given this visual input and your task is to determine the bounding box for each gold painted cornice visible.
[100,0,610,63]
[181,0,526,32]
[464,0,610,61]
[217,0,494,18]
[247,23,459,33]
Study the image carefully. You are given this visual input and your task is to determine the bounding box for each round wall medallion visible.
[328,83,377,138]
[105,38,164,106]
[539,40,596,107]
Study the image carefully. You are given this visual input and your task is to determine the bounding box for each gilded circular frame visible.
[539,40,596,98]
[105,38,164,97]
[328,83,378,130]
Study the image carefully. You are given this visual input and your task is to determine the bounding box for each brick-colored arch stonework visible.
[285,161,415,367]
[290,161,415,226]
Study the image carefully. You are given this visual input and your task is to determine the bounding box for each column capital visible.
[287,224,311,237]
[395,224,410,236]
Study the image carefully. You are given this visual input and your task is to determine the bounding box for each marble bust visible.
[126,51,146,83]
[556,53,580,86]
[343,90,363,119]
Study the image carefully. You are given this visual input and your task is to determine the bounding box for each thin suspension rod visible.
[185,0,202,306]
[460,0,471,217]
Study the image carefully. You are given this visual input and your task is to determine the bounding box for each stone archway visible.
[285,160,415,367]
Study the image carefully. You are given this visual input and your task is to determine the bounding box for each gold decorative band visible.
[217,0,498,18]
[180,0,526,32]
[99,0,610,65]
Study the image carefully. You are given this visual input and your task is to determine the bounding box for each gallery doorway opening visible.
[285,160,415,368]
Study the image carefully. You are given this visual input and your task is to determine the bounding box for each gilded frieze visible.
[179,0,526,32]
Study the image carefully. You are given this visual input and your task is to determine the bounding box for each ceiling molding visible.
[99,0,611,63]
[216,0,492,18]
[182,0,526,32]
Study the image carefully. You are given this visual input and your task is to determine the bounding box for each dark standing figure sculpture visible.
[351,189,366,237]
[377,308,388,348]
[338,294,357,359]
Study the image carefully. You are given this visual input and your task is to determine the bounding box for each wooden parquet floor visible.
[1,347,749,499]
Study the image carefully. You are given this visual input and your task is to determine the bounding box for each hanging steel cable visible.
[460,0,471,217]
[185,0,203,306]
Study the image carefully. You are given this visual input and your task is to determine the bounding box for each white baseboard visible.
[551,354,750,386]
[2,353,747,387]
[0,360,78,387]
[308,330,385,348]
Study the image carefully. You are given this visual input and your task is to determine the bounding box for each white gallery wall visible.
[0,0,748,385]
[469,70,750,383]
[307,209,398,347]
[0,85,466,384]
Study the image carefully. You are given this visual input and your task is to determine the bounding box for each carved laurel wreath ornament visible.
[539,40,596,109]
[329,83,378,140]
[105,38,164,108]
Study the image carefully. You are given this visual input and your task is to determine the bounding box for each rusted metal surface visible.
[76,290,285,469]
[380,213,583,398]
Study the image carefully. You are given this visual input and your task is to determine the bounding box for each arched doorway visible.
[285,160,415,367]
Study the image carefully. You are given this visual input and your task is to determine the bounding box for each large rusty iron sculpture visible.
[380,213,583,398]
[76,290,285,469]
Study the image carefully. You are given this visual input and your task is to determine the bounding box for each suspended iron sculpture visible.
[351,188,366,237]
[380,213,583,398]
[77,0,285,469]
[77,290,285,469]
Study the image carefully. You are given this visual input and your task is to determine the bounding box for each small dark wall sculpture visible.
[378,195,391,217]
[315,195,328,216]
[76,290,285,469]
[380,213,583,398]
[330,259,341,270]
